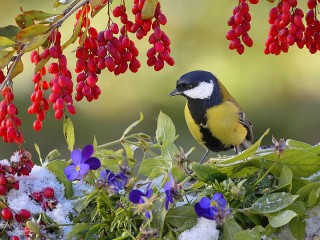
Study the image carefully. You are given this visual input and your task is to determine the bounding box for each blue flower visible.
[64,145,101,181]
[164,173,181,210]
[99,168,129,194]
[129,184,153,218]
[194,192,230,225]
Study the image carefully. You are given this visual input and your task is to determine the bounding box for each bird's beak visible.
[169,88,180,96]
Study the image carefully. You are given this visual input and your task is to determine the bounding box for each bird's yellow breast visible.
[206,101,247,146]
[184,104,204,147]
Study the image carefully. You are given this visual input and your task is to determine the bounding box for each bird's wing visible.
[238,110,254,142]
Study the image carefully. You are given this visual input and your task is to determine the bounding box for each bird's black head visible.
[169,70,222,103]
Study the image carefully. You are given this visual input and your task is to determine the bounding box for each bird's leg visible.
[199,149,210,164]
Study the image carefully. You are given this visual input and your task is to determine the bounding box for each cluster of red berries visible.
[129,0,174,70]
[227,1,254,54]
[1,207,31,223]
[30,187,58,211]
[265,0,305,54]
[0,87,24,144]
[30,29,76,132]
[0,149,34,196]
[304,0,320,54]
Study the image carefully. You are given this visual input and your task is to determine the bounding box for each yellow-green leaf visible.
[34,55,51,74]
[16,24,51,43]
[0,37,16,50]
[62,17,83,49]
[0,50,14,69]
[89,0,106,9]
[141,0,158,19]
[21,10,57,21]
[10,58,23,80]
[22,31,52,53]
[63,115,75,151]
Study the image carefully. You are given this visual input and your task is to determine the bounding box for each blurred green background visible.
[1,0,320,162]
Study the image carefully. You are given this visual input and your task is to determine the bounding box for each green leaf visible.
[261,149,320,178]
[250,192,299,214]
[296,182,320,202]
[191,162,227,183]
[62,16,83,49]
[273,165,292,193]
[286,139,312,149]
[214,129,269,165]
[121,112,143,139]
[46,160,74,199]
[45,149,61,162]
[284,201,306,217]
[138,157,167,179]
[34,55,50,73]
[16,24,51,43]
[0,37,15,50]
[307,188,320,207]
[34,143,43,165]
[10,58,23,80]
[0,50,14,69]
[161,142,179,162]
[231,166,260,178]
[0,25,20,39]
[267,210,297,228]
[308,144,320,155]
[141,0,158,19]
[63,115,75,151]
[22,31,52,53]
[289,218,306,240]
[223,217,243,240]
[156,111,176,144]
[165,206,197,229]
[66,223,90,240]
[84,224,102,239]
[233,226,265,240]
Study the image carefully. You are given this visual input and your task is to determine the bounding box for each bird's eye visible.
[186,84,192,89]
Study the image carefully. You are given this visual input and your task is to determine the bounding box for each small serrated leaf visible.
[156,111,176,144]
[63,115,75,151]
[138,157,167,179]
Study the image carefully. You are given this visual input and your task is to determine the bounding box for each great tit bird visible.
[169,70,254,163]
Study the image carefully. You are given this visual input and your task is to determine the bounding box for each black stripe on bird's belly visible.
[200,126,233,152]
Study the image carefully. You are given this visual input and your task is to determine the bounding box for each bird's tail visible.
[235,139,252,153]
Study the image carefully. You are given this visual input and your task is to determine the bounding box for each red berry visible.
[33,120,42,131]
[1,208,13,220]
[0,185,7,195]
[43,187,55,199]
[18,209,31,219]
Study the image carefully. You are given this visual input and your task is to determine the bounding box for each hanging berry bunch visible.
[0,0,173,145]
[228,0,320,55]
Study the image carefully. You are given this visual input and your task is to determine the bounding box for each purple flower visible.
[99,168,129,194]
[194,192,230,225]
[64,145,101,181]
[129,184,153,218]
[164,173,181,210]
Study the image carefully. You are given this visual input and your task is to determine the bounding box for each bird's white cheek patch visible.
[183,81,214,99]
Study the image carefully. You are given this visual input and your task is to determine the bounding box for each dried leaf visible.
[10,58,23,79]
[22,30,53,53]
[15,14,34,29]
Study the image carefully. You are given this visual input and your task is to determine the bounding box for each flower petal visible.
[78,163,90,176]
[85,157,101,170]
[144,210,151,219]
[64,165,79,181]
[129,189,144,203]
[164,173,174,191]
[82,145,94,161]
[71,149,82,164]
[199,197,211,209]
[194,203,214,219]
[212,192,227,208]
